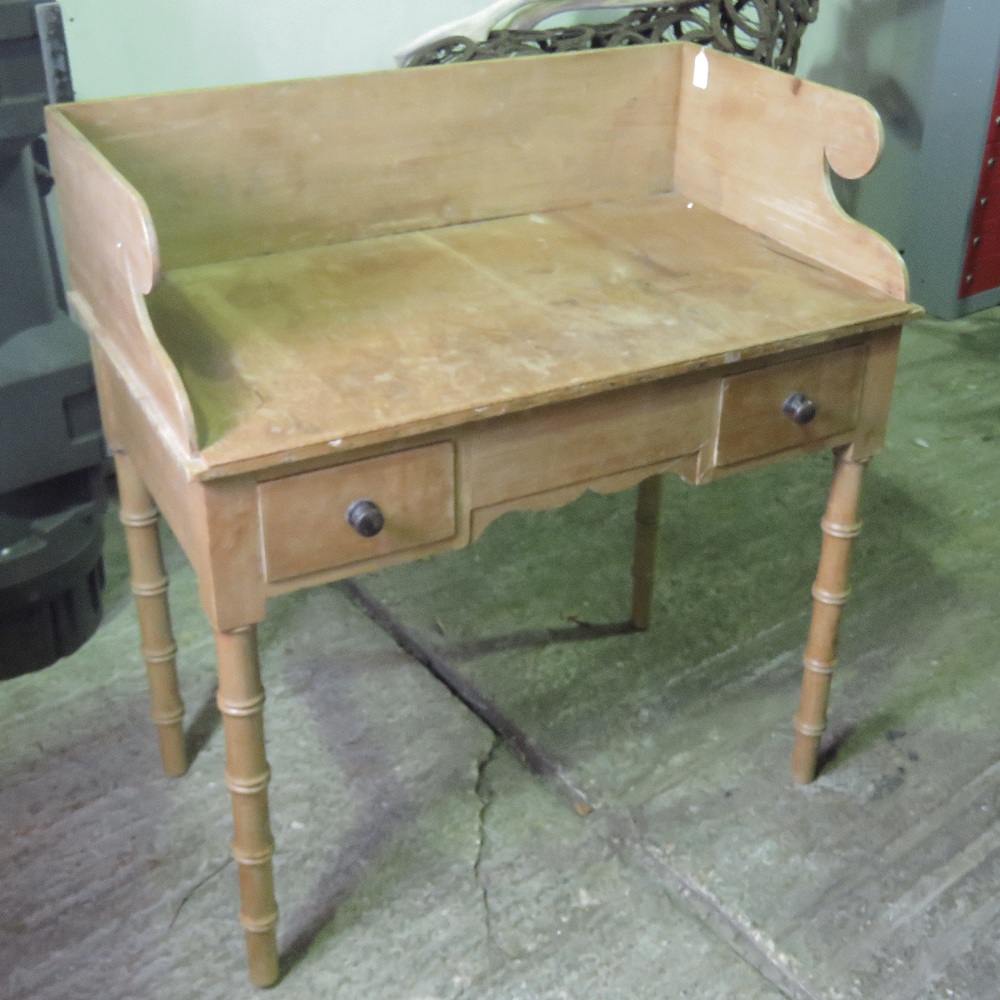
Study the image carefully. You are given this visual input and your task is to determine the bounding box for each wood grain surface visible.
[675,44,908,299]
[48,43,917,478]
[47,116,197,454]
[58,45,676,272]
[145,195,913,475]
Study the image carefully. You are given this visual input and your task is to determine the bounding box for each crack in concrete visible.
[166,856,233,933]
[472,733,509,960]
[341,580,595,814]
[341,578,819,997]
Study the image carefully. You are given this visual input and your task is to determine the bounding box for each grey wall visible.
[59,0,488,97]
[798,0,947,252]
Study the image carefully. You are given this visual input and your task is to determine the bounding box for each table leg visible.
[792,449,865,784]
[631,474,664,630]
[115,452,187,777]
[215,625,280,987]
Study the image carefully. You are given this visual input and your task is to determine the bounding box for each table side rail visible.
[674,44,910,301]
[46,110,199,455]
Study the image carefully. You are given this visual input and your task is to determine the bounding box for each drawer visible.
[715,346,866,466]
[467,378,717,508]
[258,443,456,583]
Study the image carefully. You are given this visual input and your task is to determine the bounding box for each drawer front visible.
[716,346,866,466]
[467,378,717,508]
[259,443,455,583]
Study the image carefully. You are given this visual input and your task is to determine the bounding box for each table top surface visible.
[146,192,916,474]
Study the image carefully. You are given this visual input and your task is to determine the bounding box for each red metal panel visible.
[972,221,1000,260]
[960,63,1000,297]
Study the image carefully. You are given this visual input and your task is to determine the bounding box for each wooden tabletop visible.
[145,192,916,476]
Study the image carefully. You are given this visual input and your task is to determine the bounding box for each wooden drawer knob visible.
[346,499,385,537]
[782,392,818,425]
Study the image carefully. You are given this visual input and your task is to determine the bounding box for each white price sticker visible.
[693,48,709,90]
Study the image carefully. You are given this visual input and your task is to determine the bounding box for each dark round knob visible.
[346,499,385,538]
[782,392,817,425]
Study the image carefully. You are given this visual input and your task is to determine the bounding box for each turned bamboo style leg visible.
[631,474,664,630]
[115,453,187,777]
[792,450,866,784]
[216,626,279,987]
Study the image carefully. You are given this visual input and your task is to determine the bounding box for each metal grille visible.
[404,1,820,73]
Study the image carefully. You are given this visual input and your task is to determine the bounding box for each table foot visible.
[792,450,865,784]
[115,453,187,777]
[216,625,280,987]
[630,474,664,630]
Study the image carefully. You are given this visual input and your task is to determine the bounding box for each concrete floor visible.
[2,309,999,1000]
